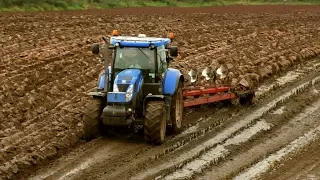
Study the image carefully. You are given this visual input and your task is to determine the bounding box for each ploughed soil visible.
[1,5,320,180]
[262,137,320,180]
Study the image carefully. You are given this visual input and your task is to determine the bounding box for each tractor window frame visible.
[157,45,168,74]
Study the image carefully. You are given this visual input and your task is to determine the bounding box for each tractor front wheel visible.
[144,101,167,145]
[83,98,103,141]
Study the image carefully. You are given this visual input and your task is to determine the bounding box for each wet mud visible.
[1,5,320,180]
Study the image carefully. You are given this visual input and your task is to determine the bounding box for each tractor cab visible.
[91,31,179,101]
[102,31,178,106]
[109,33,177,85]
[112,41,162,84]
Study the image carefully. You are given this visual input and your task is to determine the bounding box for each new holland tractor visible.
[83,30,184,145]
[83,30,255,145]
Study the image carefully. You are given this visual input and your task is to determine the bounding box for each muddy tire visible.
[170,81,184,134]
[240,92,255,105]
[83,98,102,141]
[144,101,167,145]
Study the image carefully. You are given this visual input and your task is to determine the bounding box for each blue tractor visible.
[83,31,184,145]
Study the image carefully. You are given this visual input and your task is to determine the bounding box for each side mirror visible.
[91,43,100,54]
[170,46,178,57]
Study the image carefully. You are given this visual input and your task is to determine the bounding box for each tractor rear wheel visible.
[170,81,184,134]
[144,101,167,145]
[83,98,102,141]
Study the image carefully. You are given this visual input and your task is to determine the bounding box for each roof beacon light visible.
[138,34,147,38]
[168,32,174,40]
[112,30,119,36]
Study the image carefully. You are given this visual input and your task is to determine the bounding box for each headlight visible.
[113,84,119,92]
[125,84,134,101]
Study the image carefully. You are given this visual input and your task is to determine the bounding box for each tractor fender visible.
[97,66,112,89]
[163,68,184,96]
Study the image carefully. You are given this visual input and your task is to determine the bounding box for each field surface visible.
[1,5,320,180]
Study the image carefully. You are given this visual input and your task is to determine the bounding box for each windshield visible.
[114,47,155,72]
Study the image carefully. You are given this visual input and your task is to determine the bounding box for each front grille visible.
[117,84,130,92]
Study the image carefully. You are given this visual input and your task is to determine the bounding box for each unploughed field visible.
[1,5,320,180]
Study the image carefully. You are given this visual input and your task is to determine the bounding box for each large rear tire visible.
[170,81,184,134]
[144,101,167,145]
[83,98,102,141]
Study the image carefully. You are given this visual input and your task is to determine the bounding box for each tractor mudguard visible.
[97,66,112,89]
[163,68,184,96]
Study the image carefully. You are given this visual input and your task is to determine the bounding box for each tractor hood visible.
[114,69,142,92]
[107,69,143,103]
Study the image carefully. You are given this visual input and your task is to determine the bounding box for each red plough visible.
[183,85,254,107]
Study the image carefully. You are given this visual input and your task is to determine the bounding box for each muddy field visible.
[1,5,320,180]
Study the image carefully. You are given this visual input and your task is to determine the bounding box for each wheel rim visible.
[175,88,183,128]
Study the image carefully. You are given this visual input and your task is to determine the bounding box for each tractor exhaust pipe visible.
[102,36,109,94]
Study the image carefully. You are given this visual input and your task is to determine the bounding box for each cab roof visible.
[110,35,171,48]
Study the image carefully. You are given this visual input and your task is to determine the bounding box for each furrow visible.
[234,126,320,180]
[197,88,320,180]
[131,75,320,180]
[167,83,320,180]
[163,120,272,180]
